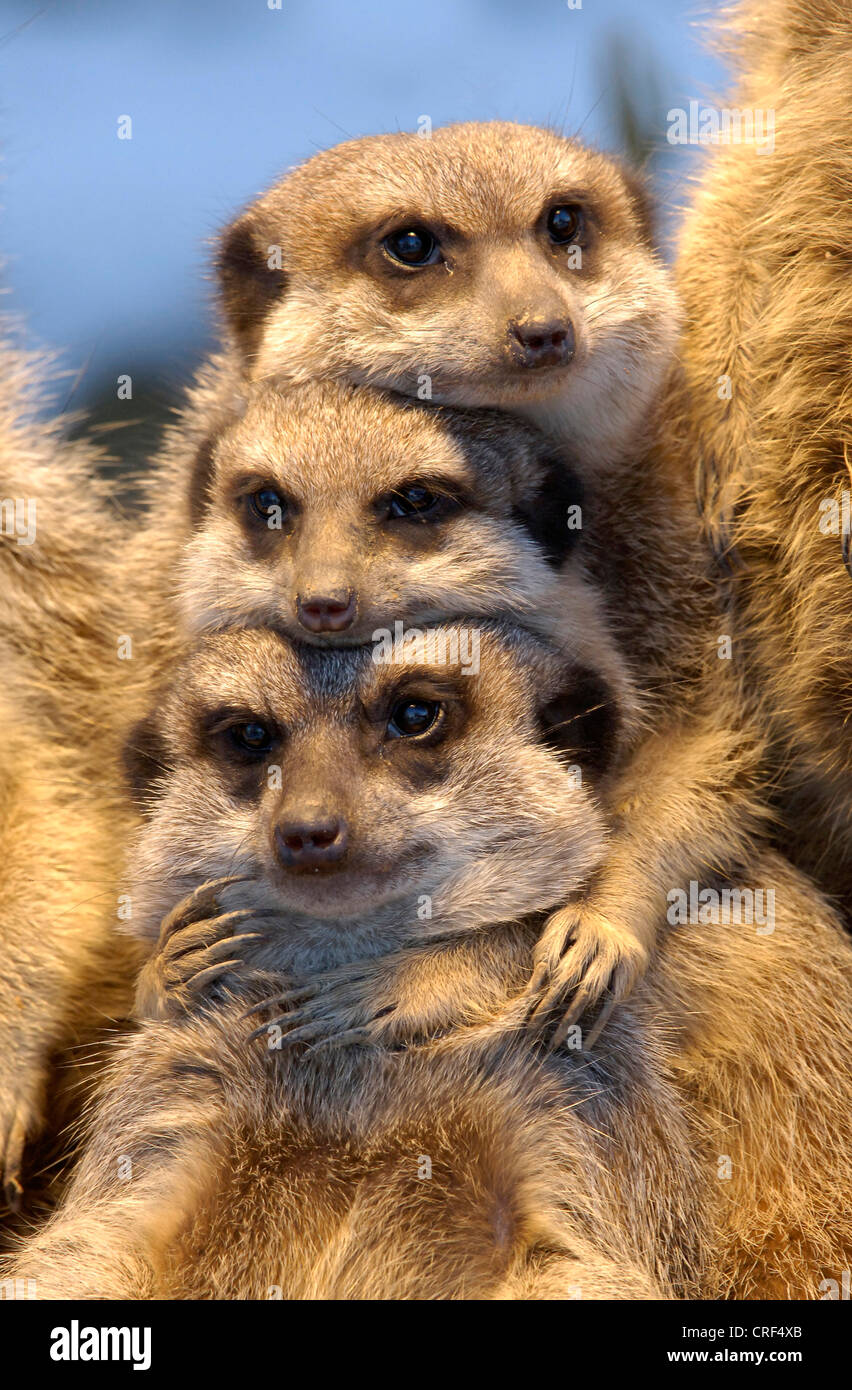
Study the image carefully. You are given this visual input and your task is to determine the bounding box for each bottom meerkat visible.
[7,623,852,1299]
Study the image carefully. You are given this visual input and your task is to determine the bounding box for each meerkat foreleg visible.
[523,706,766,1044]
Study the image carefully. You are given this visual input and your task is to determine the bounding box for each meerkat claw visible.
[310,1028,373,1051]
[242,985,315,1019]
[582,994,620,1051]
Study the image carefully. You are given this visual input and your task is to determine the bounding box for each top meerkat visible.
[217,120,678,468]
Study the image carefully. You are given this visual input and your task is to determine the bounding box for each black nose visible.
[297,592,356,634]
[274,815,348,871]
[508,319,575,370]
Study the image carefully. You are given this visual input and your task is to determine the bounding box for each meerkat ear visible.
[123,715,172,808]
[616,163,656,248]
[512,453,585,569]
[537,668,622,778]
[217,209,288,360]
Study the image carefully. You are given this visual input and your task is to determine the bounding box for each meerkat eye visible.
[228,720,276,755]
[386,484,443,520]
[382,227,440,268]
[248,485,288,525]
[547,205,584,245]
[387,698,443,740]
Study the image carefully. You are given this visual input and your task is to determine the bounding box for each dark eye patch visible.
[383,484,464,524]
[387,484,442,519]
[228,720,277,756]
[123,715,172,809]
[203,705,282,764]
[547,204,584,245]
[538,669,620,778]
[377,475,472,525]
[246,483,290,526]
[512,455,585,569]
[188,434,219,528]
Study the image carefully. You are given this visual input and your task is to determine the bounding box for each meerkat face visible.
[218,122,679,463]
[178,378,585,644]
[125,623,614,956]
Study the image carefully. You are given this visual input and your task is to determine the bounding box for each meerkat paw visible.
[522,903,649,1050]
[135,875,274,1022]
[244,967,399,1051]
[0,1064,47,1211]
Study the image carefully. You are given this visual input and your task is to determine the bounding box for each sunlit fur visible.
[7,630,852,1299]
[174,379,639,729]
[0,335,143,1226]
[220,121,678,470]
[678,0,852,909]
[119,118,770,1058]
[130,351,769,1031]
[126,623,612,944]
[5,623,703,1300]
[178,120,768,1020]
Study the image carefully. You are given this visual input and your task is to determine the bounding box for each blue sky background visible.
[0,0,728,428]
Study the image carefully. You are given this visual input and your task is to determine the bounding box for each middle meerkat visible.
[134,122,764,1033]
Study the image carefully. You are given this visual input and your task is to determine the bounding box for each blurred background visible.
[0,0,727,476]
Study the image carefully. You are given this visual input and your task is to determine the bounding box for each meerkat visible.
[110,621,852,1301]
[172,378,637,722]
[10,623,852,1299]
[216,121,678,468]
[0,335,143,1220]
[677,0,852,915]
[132,344,765,1039]
[6,620,713,1300]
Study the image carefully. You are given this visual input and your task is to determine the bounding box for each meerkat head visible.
[217,121,679,465]
[178,377,588,645]
[125,622,615,967]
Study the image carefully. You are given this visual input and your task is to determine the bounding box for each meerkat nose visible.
[507,318,575,370]
[297,591,357,634]
[273,813,349,872]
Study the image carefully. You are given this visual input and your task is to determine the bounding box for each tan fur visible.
[218,122,678,469]
[8,625,852,1299]
[0,335,144,1220]
[130,285,766,1032]
[677,0,852,909]
[4,622,708,1299]
[172,380,641,757]
[125,623,612,948]
[652,849,852,1301]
